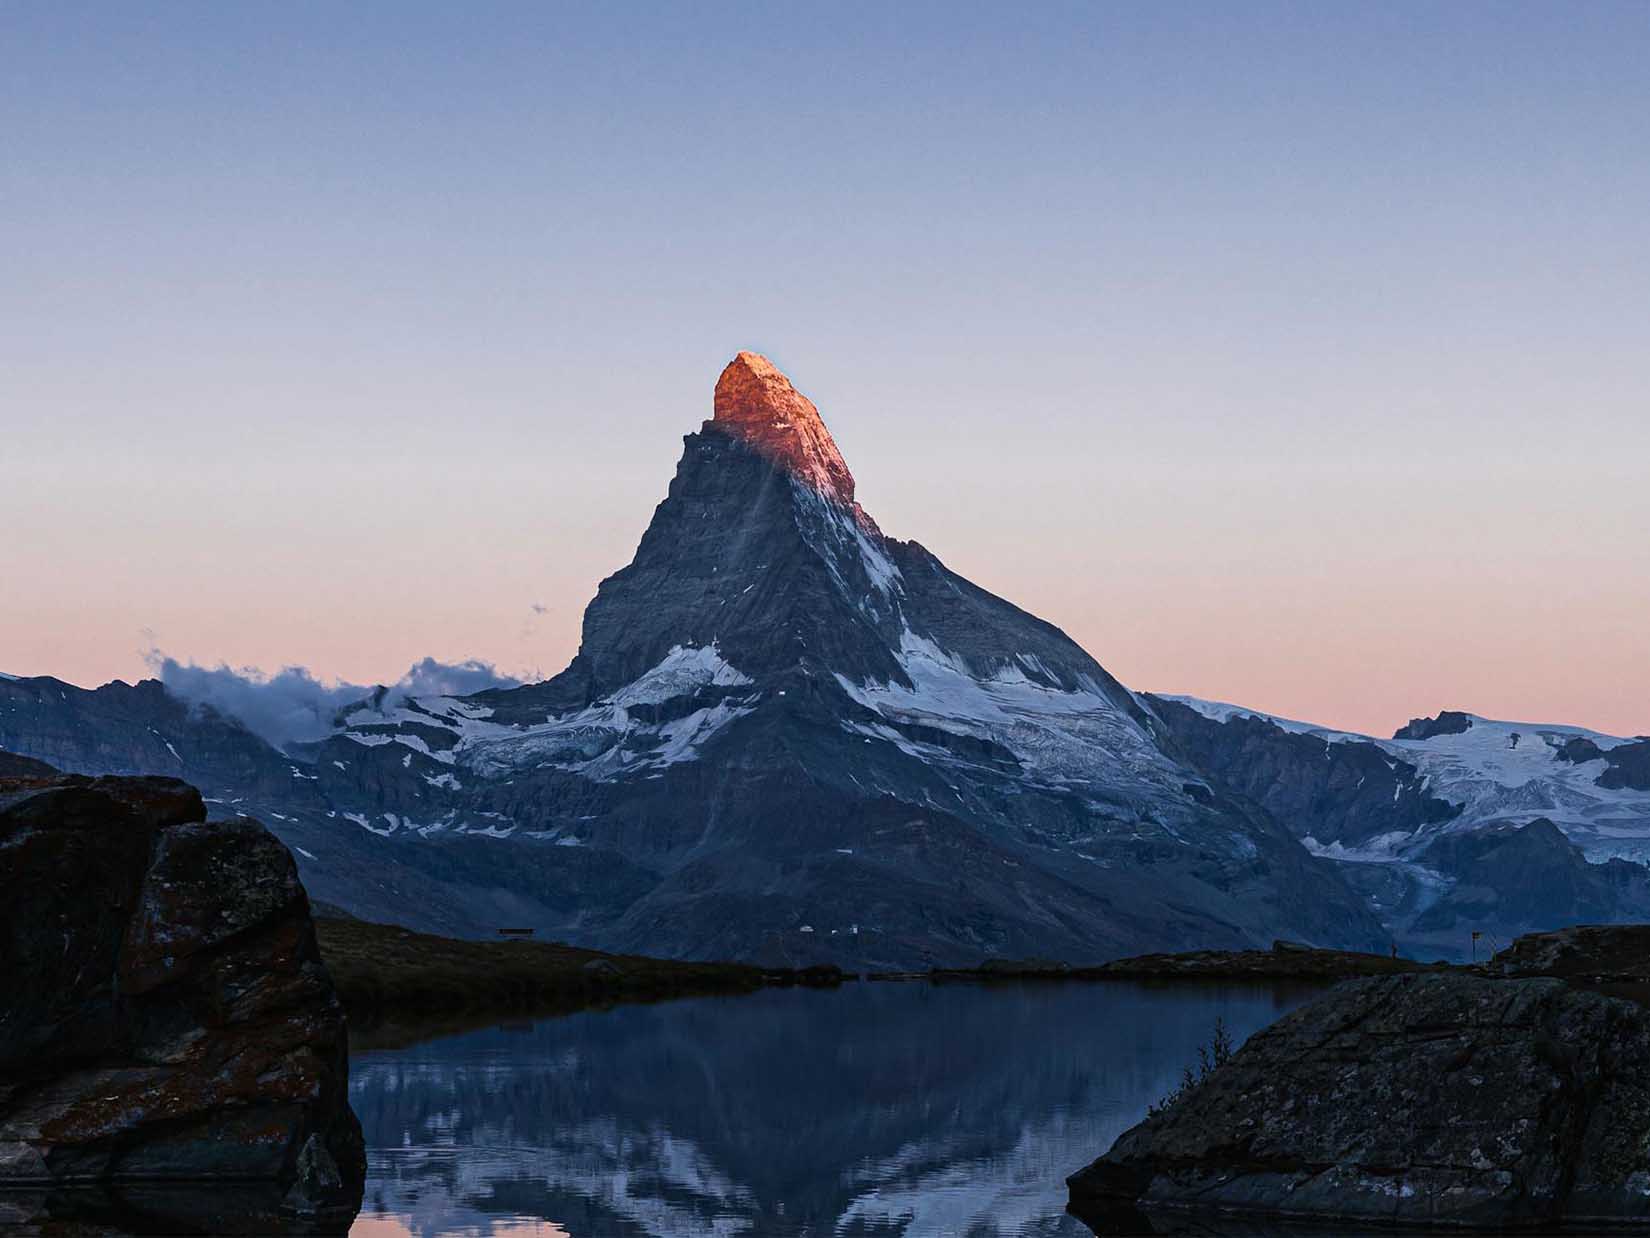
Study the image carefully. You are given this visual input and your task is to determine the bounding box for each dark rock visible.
[1087,944,1433,982]
[1392,710,1475,741]
[1144,699,1650,956]
[282,1133,346,1216]
[0,772,363,1224]
[0,750,55,779]
[1144,696,1460,850]
[1068,971,1650,1229]
[1412,818,1650,939]
[1598,739,1650,792]
[1495,922,1650,983]
[1553,735,1650,791]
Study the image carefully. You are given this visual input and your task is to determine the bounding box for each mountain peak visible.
[711,352,859,511]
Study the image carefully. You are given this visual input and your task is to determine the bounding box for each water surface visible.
[349,979,1314,1238]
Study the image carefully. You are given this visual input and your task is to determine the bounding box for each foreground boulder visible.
[1069,972,1650,1230]
[1495,922,1650,983]
[0,769,363,1228]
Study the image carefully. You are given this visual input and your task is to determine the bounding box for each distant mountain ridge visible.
[19,352,1620,965]
[1147,696,1650,954]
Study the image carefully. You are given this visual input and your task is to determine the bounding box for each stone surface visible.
[0,751,54,779]
[1409,818,1650,939]
[1392,710,1477,741]
[1496,922,1650,982]
[1068,971,1650,1229]
[1146,696,1461,850]
[0,768,363,1225]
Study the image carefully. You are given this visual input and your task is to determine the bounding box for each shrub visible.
[1147,1016,1233,1117]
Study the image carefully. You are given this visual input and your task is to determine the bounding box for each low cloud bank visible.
[146,653,522,750]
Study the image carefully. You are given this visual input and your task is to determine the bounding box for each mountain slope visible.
[1148,695,1650,954]
[2,353,1386,966]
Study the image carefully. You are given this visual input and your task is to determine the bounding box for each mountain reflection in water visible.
[350,980,1314,1237]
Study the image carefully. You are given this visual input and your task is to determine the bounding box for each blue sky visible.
[4,2,1647,734]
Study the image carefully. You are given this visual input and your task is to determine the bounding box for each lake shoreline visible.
[1067,925,1650,1232]
[322,917,1446,1034]
[316,916,848,1028]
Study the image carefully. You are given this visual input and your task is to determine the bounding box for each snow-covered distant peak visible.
[1389,714,1634,751]
[1156,695,1636,754]
[1154,695,1368,744]
[1157,690,1650,862]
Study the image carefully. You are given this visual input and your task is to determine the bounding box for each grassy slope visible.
[314,916,822,1019]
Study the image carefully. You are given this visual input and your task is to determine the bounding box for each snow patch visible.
[343,811,392,837]
[838,625,1179,794]
[1174,695,1650,863]
[457,645,759,780]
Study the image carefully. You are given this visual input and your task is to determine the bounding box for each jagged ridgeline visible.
[1,354,1386,967]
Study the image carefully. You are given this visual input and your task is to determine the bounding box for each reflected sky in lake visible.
[349,980,1313,1237]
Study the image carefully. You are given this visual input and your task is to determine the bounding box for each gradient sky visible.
[4,2,1647,738]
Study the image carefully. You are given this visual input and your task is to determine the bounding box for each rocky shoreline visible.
[16,752,1650,1235]
[322,928,1430,1026]
[0,768,364,1234]
[1068,925,1650,1232]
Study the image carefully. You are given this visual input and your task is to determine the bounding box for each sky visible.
[3,2,1647,738]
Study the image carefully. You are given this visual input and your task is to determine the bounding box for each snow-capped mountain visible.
[1147,695,1650,954]
[2,353,1393,966]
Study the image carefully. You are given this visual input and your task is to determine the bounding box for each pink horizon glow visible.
[5,7,1646,741]
[6,347,1645,741]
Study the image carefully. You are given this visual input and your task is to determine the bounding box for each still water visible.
[348,979,1314,1238]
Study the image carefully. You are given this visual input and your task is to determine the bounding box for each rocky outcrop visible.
[0,677,302,799]
[1068,971,1650,1230]
[0,750,55,779]
[0,769,363,1227]
[1393,710,1475,741]
[1557,736,1650,792]
[1496,923,1650,984]
[1410,818,1650,938]
[1145,696,1460,849]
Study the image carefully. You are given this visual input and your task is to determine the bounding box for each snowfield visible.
[837,626,1185,797]
[337,643,759,783]
[1167,696,1650,862]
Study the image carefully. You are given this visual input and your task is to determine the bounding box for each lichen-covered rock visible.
[1495,922,1650,982]
[1068,972,1650,1229]
[0,769,363,1228]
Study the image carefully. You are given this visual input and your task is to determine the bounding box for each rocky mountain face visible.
[0,675,659,944]
[1069,968,1650,1230]
[0,765,364,1230]
[1147,696,1650,956]
[3,353,1393,967]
